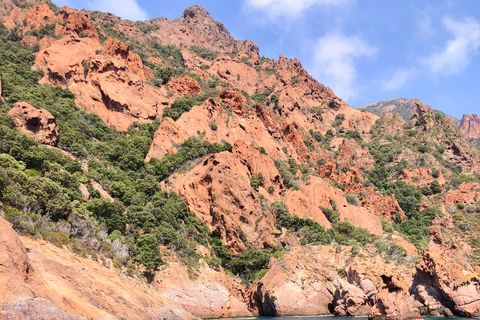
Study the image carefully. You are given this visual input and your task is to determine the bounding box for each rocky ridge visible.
[359,98,480,140]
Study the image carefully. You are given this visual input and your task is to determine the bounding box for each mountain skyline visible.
[51,0,480,119]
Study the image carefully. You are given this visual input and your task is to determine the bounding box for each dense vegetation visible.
[0,23,231,275]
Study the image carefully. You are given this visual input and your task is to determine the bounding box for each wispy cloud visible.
[383,15,480,92]
[382,68,415,91]
[87,0,148,21]
[311,32,377,100]
[244,0,353,20]
[53,0,149,21]
[421,16,480,75]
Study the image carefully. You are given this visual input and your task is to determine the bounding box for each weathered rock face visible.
[142,5,257,53]
[168,75,202,96]
[34,33,168,130]
[443,182,480,208]
[146,117,190,161]
[153,260,252,319]
[399,167,446,188]
[103,37,151,81]
[415,216,480,317]
[57,6,98,39]
[166,151,277,254]
[459,113,480,139]
[8,101,59,146]
[208,54,260,95]
[334,137,375,171]
[149,97,287,162]
[249,245,419,318]
[0,216,36,304]
[219,89,248,116]
[411,101,435,130]
[1,298,81,320]
[284,175,382,234]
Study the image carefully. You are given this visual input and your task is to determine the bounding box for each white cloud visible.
[244,0,352,20]
[422,16,480,75]
[86,0,148,21]
[311,32,376,101]
[382,68,415,91]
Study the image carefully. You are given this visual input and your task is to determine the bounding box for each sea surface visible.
[232,317,472,320]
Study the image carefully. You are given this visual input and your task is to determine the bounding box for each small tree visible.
[421,185,433,196]
[430,179,442,194]
[134,234,162,272]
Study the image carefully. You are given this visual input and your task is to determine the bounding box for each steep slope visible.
[2,1,480,320]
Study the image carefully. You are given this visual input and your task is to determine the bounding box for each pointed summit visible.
[182,5,211,21]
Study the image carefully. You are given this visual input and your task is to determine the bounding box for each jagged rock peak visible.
[180,5,228,33]
[182,5,211,21]
[415,100,431,117]
[459,113,480,139]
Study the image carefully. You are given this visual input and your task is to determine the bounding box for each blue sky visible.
[51,0,480,118]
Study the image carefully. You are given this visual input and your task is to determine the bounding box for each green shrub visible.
[430,179,442,194]
[133,234,162,271]
[162,95,195,121]
[421,185,433,196]
[320,206,340,223]
[345,194,359,206]
[250,173,264,190]
[190,46,218,61]
[230,246,280,283]
[274,160,300,190]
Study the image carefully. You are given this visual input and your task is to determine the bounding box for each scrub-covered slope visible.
[2,1,480,319]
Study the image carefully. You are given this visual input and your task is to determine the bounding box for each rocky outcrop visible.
[208,53,260,95]
[334,138,375,171]
[154,260,252,319]
[219,89,248,116]
[249,245,419,318]
[411,101,435,130]
[149,97,287,162]
[2,3,57,31]
[34,33,168,130]
[143,6,257,53]
[104,37,151,81]
[0,216,36,304]
[443,182,480,207]
[284,176,383,234]
[415,216,480,317]
[459,113,480,139]
[399,167,446,187]
[8,101,59,146]
[166,151,277,254]
[145,117,190,161]
[168,75,202,96]
[57,6,98,39]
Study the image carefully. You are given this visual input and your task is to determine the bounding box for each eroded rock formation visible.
[8,101,59,146]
